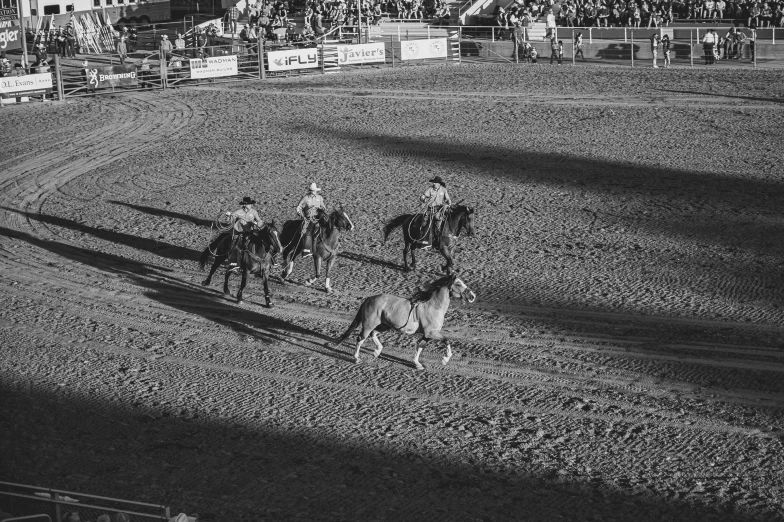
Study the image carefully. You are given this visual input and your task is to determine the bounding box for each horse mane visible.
[321,208,350,233]
[411,274,457,303]
[446,205,471,236]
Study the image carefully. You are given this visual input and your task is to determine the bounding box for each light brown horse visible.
[334,274,476,370]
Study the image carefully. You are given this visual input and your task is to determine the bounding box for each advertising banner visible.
[189,55,238,79]
[268,48,320,71]
[336,42,386,65]
[84,65,138,90]
[400,38,448,61]
[0,72,53,98]
[0,6,22,52]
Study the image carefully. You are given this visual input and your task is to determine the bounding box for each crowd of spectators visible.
[491,0,784,28]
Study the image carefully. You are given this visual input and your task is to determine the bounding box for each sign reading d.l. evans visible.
[84,65,138,90]
[337,43,386,65]
[268,49,319,71]
[400,38,447,61]
[0,73,53,98]
[189,55,238,79]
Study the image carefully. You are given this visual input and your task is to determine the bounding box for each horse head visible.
[453,204,476,237]
[265,220,283,253]
[450,276,477,303]
[331,205,355,232]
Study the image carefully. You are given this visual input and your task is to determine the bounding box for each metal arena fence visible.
[0,481,170,522]
[1,24,779,105]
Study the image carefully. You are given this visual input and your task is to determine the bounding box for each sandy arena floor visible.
[1,64,784,521]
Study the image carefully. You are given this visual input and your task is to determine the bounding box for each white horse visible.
[334,274,476,370]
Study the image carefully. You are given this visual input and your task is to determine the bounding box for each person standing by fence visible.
[159,34,173,63]
[650,32,661,68]
[702,28,717,64]
[65,21,76,58]
[511,20,524,62]
[661,34,671,67]
[574,31,585,60]
[116,35,128,64]
[227,3,242,35]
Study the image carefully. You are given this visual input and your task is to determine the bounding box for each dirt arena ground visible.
[1,64,784,521]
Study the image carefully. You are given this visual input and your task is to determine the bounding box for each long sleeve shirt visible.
[420,186,451,207]
[296,194,325,219]
[230,207,262,232]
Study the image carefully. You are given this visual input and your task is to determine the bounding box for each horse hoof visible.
[237,299,244,305]
[201,280,210,286]
[442,356,452,366]
[223,290,231,296]
[325,287,333,294]
[265,300,274,308]
[373,350,382,359]
[414,362,425,371]
[355,357,361,364]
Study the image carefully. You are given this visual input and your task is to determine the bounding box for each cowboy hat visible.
[428,176,446,186]
[240,196,256,205]
[308,182,321,192]
[162,34,169,39]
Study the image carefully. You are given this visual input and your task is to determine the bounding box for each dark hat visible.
[240,196,256,205]
[429,176,446,186]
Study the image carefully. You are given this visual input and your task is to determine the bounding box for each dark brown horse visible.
[334,274,476,370]
[199,222,283,307]
[278,207,355,293]
[383,204,475,274]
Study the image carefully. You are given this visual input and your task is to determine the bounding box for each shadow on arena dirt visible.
[109,200,213,228]
[309,127,784,259]
[658,88,784,105]
[0,226,350,363]
[0,383,753,522]
[1,206,201,262]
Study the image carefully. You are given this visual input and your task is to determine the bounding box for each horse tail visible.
[334,308,363,347]
[199,233,229,270]
[383,214,411,244]
[198,247,211,271]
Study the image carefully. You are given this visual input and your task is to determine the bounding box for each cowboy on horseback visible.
[419,176,452,247]
[226,196,263,269]
[296,182,326,258]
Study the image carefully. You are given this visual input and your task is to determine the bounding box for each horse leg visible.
[440,243,454,274]
[262,262,272,308]
[371,331,384,358]
[236,265,248,304]
[354,326,373,364]
[281,260,294,281]
[425,330,453,366]
[305,254,321,287]
[412,338,426,371]
[410,244,418,270]
[202,255,224,286]
[223,267,232,296]
[402,242,411,271]
[324,254,337,293]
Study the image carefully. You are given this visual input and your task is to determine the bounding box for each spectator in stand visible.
[715,0,726,18]
[175,32,186,50]
[760,2,772,26]
[206,23,218,48]
[65,21,76,58]
[662,6,674,25]
[775,2,784,26]
[0,52,11,77]
[433,3,450,24]
[194,26,207,52]
[116,34,129,64]
[597,3,610,25]
[748,2,761,26]
[544,8,556,38]
[33,42,48,68]
[565,1,577,26]
[661,34,671,67]
[227,3,241,34]
[61,513,80,522]
[703,0,715,18]
[574,31,585,59]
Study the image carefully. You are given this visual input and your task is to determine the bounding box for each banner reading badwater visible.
[84,65,138,90]
[189,55,238,79]
[400,38,447,61]
[337,43,386,65]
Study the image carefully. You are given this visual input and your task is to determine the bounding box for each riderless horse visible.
[278,206,354,293]
[199,222,282,307]
[383,204,475,274]
[334,274,476,370]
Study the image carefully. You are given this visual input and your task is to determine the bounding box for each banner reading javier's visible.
[84,65,138,90]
